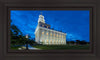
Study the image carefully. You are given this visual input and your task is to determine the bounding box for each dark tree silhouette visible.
[80,40,87,45]
[76,40,80,45]
[70,41,75,44]
[10,23,37,47]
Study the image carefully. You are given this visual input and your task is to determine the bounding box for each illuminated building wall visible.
[35,14,66,45]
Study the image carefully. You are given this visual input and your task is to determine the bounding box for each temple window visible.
[62,36,63,38]
[54,34,55,36]
[50,40,52,43]
[42,31,44,34]
[47,26,48,28]
[57,34,58,37]
[46,32,48,35]
[47,40,48,43]
[50,33,52,36]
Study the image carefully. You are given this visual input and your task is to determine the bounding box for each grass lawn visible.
[11,46,21,50]
[10,44,90,50]
[33,44,90,50]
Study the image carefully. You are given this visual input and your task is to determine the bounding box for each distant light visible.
[26,34,28,38]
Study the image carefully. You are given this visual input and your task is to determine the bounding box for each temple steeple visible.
[38,12,45,23]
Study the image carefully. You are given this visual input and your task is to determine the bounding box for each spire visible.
[38,12,45,23]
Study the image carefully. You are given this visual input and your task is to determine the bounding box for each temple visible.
[34,13,67,45]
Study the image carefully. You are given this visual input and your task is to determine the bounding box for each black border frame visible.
[0,0,99,60]
[3,4,96,56]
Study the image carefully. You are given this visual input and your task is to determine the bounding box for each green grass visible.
[10,46,21,50]
[10,44,90,50]
[33,44,90,50]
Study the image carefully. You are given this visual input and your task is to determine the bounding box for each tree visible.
[10,24,37,47]
[11,24,23,36]
[10,24,24,45]
[70,41,75,44]
[80,40,87,45]
[28,40,36,46]
[76,40,80,45]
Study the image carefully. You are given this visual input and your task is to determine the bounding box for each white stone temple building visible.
[34,14,67,45]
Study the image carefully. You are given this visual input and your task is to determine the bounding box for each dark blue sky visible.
[10,10,90,42]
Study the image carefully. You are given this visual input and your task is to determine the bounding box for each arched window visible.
[47,40,48,43]
[54,34,55,36]
[50,33,52,36]
[62,35,63,38]
[46,32,48,35]
[57,40,58,43]
[42,31,44,34]
[50,40,52,43]
[47,26,48,28]
[54,40,55,43]
[57,34,58,37]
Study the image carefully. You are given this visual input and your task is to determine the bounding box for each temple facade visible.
[35,14,67,45]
